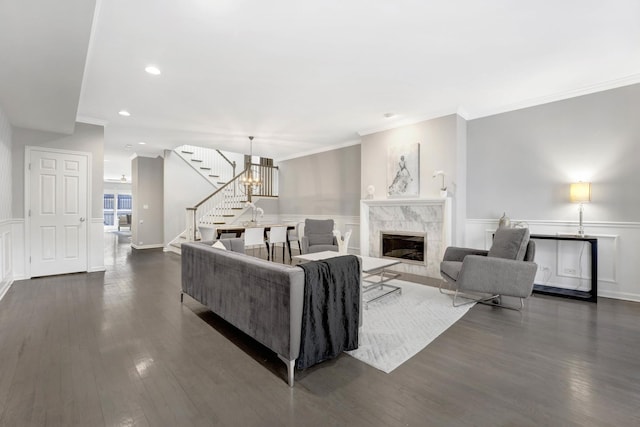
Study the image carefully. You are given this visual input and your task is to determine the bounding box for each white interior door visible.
[29,148,88,277]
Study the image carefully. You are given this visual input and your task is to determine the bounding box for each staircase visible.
[167,161,280,254]
[175,144,239,188]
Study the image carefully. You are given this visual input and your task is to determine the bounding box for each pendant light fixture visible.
[241,136,262,188]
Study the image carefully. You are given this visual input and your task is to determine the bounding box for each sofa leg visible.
[277,355,296,387]
[180,292,184,303]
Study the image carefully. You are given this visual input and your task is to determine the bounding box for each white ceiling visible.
[0,0,96,133]
[3,1,640,181]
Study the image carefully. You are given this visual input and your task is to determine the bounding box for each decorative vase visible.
[440,189,448,198]
[498,212,511,229]
[366,185,375,199]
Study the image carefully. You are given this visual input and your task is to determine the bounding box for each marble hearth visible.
[360,198,451,278]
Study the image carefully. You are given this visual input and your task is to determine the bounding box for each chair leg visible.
[453,290,525,311]
[452,289,485,307]
[477,296,525,311]
[439,279,453,294]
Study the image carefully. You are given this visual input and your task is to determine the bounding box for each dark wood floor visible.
[1,232,639,426]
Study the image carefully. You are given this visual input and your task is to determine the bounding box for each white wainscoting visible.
[0,219,26,300]
[0,219,12,300]
[466,219,640,302]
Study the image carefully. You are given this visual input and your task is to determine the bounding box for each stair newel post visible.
[186,207,197,241]
[232,161,236,183]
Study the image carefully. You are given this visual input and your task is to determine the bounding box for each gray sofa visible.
[180,238,359,386]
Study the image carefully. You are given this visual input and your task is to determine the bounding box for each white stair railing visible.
[185,164,280,241]
[186,169,248,241]
[176,144,236,187]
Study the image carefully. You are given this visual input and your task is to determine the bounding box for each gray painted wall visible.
[11,123,104,218]
[360,114,465,243]
[132,156,164,247]
[278,144,361,216]
[467,83,640,222]
[163,150,216,245]
[0,106,12,220]
[360,115,461,199]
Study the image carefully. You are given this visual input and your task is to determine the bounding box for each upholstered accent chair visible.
[300,219,338,254]
[440,227,537,310]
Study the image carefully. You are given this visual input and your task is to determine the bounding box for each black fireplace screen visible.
[381,232,426,265]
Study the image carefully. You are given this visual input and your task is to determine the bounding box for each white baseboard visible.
[600,290,640,303]
[131,243,164,250]
[0,278,13,301]
[88,267,107,273]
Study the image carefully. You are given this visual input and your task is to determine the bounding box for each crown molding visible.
[76,115,108,126]
[356,74,640,137]
[466,73,640,120]
[357,108,461,137]
[275,138,361,162]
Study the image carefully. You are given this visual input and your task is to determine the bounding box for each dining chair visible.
[286,221,304,256]
[243,227,266,258]
[267,226,288,262]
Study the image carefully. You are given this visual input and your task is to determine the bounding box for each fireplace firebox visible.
[380,231,426,265]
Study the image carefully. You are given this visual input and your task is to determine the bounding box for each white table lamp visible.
[570,182,591,236]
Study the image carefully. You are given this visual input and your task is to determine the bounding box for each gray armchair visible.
[440,227,537,310]
[300,219,338,254]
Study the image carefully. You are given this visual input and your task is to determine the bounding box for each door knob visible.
[80,217,85,222]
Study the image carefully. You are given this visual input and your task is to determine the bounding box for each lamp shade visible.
[570,182,591,203]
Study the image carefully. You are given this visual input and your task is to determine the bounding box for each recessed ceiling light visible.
[145,65,161,76]
[119,110,131,117]
[125,144,133,150]
[138,141,146,145]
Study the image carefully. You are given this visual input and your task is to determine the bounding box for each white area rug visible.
[346,280,474,373]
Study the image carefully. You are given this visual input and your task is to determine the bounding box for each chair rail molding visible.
[466,218,640,302]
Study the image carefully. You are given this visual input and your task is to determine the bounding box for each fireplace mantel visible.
[360,198,451,278]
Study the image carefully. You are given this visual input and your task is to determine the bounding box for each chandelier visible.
[241,136,262,188]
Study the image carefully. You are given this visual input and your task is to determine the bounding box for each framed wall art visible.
[387,142,419,197]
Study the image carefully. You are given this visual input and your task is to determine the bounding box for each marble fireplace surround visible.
[360,198,452,278]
